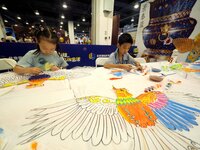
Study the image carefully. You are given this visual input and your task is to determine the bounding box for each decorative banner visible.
[0,43,136,69]
[136,0,200,62]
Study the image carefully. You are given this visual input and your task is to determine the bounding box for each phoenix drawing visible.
[18,84,200,150]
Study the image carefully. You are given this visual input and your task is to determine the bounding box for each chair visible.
[134,57,146,63]
[0,58,17,71]
[171,49,188,63]
[95,57,109,67]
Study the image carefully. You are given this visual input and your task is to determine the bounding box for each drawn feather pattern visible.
[19,88,200,149]
[136,91,200,131]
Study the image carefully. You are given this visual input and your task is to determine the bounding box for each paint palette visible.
[149,75,164,82]
[152,68,161,72]
[113,72,123,77]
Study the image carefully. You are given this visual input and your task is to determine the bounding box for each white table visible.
[0,65,200,150]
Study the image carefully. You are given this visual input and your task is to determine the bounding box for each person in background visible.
[5,32,17,42]
[87,38,91,44]
[65,35,70,44]
[79,37,83,44]
[74,37,79,44]
[24,36,32,43]
[18,37,24,43]
[82,34,87,44]
[59,36,64,43]
[0,38,6,42]
[104,33,143,72]
[13,27,68,75]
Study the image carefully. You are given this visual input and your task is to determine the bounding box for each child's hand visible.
[50,65,60,71]
[135,62,144,72]
[121,64,133,72]
[29,67,42,74]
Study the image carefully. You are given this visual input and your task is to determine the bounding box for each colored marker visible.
[31,141,37,150]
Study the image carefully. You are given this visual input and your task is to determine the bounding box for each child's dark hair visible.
[33,26,62,55]
[118,33,133,45]
[6,32,12,36]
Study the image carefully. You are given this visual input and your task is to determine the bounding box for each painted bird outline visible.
[19,86,200,149]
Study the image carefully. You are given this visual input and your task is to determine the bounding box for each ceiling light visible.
[82,30,85,33]
[35,10,40,15]
[60,21,63,25]
[41,19,44,22]
[82,17,86,22]
[134,3,139,9]
[61,15,65,19]
[60,26,63,28]
[17,16,21,20]
[4,20,8,23]
[14,24,18,27]
[26,22,29,25]
[2,5,7,10]
[63,3,67,8]
[32,25,35,28]
[74,27,76,30]
[77,24,80,26]
[131,18,134,22]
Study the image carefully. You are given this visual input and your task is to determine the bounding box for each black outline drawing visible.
[19,95,200,149]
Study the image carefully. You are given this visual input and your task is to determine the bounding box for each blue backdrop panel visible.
[59,44,117,68]
[0,43,136,69]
